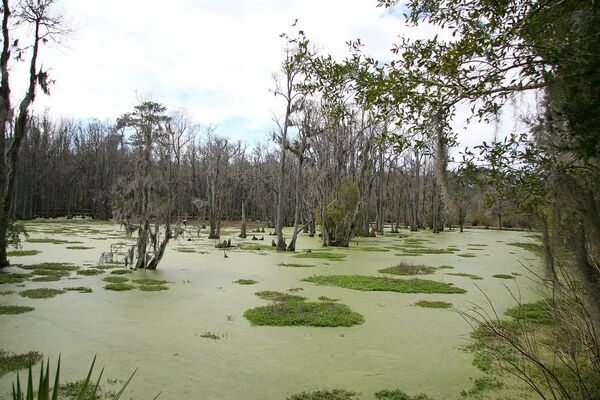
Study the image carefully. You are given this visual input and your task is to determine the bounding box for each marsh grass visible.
[492,274,516,279]
[104,283,135,291]
[318,296,339,302]
[0,290,15,295]
[0,349,43,377]
[175,247,197,253]
[66,246,94,250]
[244,301,364,327]
[132,278,168,285]
[20,262,78,272]
[26,238,82,244]
[302,275,466,294]
[0,305,35,314]
[233,279,257,285]
[0,273,30,284]
[77,269,104,276]
[278,263,316,268]
[286,389,358,400]
[505,300,554,325]
[438,265,454,270]
[255,290,306,302]
[396,247,457,256]
[64,286,93,293]
[7,250,41,257]
[20,288,65,299]
[31,275,61,282]
[415,300,452,309]
[103,276,129,284]
[378,262,436,276]
[138,284,169,291]
[294,251,346,261]
[507,242,543,256]
[458,253,477,258]
[447,272,483,280]
[110,269,132,275]
[375,389,434,400]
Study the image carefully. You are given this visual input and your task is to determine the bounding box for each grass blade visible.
[51,356,61,400]
[75,355,97,400]
[111,369,136,400]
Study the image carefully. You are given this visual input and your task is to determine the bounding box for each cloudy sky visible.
[20,0,526,150]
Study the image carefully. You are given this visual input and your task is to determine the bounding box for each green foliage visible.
[102,276,128,284]
[138,284,168,291]
[0,274,30,284]
[255,291,306,302]
[26,238,82,245]
[131,278,167,285]
[8,250,40,257]
[103,283,134,291]
[375,389,433,400]
[7,221,28,251]
[414,300,452,309]
[294,252,345,261]
[244,301,364,327]
[31,276,61,282]
[505,300,554,325]
[0,305,35,314]
[20,289,65,299]
[447,272,482,280]
[77,269,103,276]
[378,262,436,275]
[286,389,358,400]
[318,179,360,246]
[109,270,131,275]
[278,263,317,268]
[506,242,543,257]
[20,263,78,272]
[303,275,466,294]
[63,287,92,293]
[0,350,42,377]
[492,274,515,280]
[233,279,257,285]
[318,296,339,302]
[65,246,94,250]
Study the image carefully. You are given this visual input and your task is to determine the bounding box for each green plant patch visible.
[318,296,339,302]
[175,247,197,253]
[505,300,554,325]
[0,290,15,295]
[31,269,69,277]
[77,269,104,276]
[287,389,358,400]
[31,275,61,282]
[139,284,169,291]
[20,262,78,271]
[132,278,168,285]
[287,287,304,292]
[66,246,94,250]
[234,279,257,285]
[244,301,364,327]
[375,389,434,400]
[103,283,135,291]
[110,269,132,275]
[26,238,82,244]
[302,275,466,294]
[0,273,30,284]
[379,262,436,275]
[64,286,92,293]
[278,263,317,268]
[492,274,515,279]
[350,246,389,252]
[59,379,103,400]
[103,276,129,284]
[458,253,477,258]
[397,247,457,256]
[0,350,43,377]
[415,300,452,309]
[0,305,35,314]
[447,272,483,280]
[7,250,41,257]
[438,265,454,270]
[467,244,488,247]
[460,376,504,398]
[20,288,65,299]
[294,252,346,261]
[255,290,306,302]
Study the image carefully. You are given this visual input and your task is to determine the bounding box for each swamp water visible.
[0,220,543,399]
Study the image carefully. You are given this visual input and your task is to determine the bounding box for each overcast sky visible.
[20,0,528,152]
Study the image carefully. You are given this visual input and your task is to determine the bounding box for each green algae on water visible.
[132,278,168,285]
[64,286,93,293]
[20,262,78,272]
[20,288,65,299]
[66,246,94,250]
[302,275,467,294]
[244,301,364,327]
[375,388,435,400]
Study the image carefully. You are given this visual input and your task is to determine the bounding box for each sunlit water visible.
[0,220,542,399]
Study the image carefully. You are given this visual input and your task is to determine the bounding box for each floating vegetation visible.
[77,269,103,276]
[103,283,135,291]
[0,305,35,314]
[447,272,483,280]
[195,331,227,340]
[287,389,358,400]
[110,269,132,275]
[460,376,504,399]
[375,389,435,400]
[63,286,93,293]
[0,350,43,377]
[415,300,452,309]
[302,275,466,294]
[505,300,554,325]
[244,301,364,327]
[318,296,339,302]
[132,278,168,285]
[255,290,306,302]
[103,276,129,284]
[287,287,304,292]
[492,274,516,279]
[175,247,197,253]
[294,251,346,261]
[139,284,169,291]
[26,238,82,244]
[507,242,543,256]
[467,244,488,247]
[233,279,257,285]
[278,263,317,268]
[438,265,454,270]
[20,288,65,299]
[0,290,15,295]
[378,262,436,276]
[458,253,477,258]
[20,262,78,272]
[0,273,30,284]
[7,250,41,257]
[397,247,457,256]
[66,246,94,250]
[31,275,61,282]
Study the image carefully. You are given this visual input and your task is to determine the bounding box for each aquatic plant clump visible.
[0,350,43,377]
[278,263,317,268]
[138,284,169,291]
[233,279,257,285]
[7,250,41,257]
[492,274,516,280]
[0,305,35,314]
[244,301,364,327]
[287,389,359,400]
[63,286,93,293]
[375,388,435,400]
[132,278,168,285]
[103,283,135,291]
[255,290,306,302]
[31,275,61,282]
[26,238,82,244]
[102,276,129,284]
[19,262,79,272]
[378,262,436,275]
[302,275,467,294]
[77,269,104,276]
[505,300,554,325]
[294,251,346,261]
[0,273,30,284]
[66,246,94,250]
[20,288,65,299]
[447,272,483,280]
[414,300,452,309]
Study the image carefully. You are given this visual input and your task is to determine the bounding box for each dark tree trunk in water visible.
[239,201,247,238]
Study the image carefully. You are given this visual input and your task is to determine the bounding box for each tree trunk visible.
[287,155,304,251]
[239,201,247,238]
